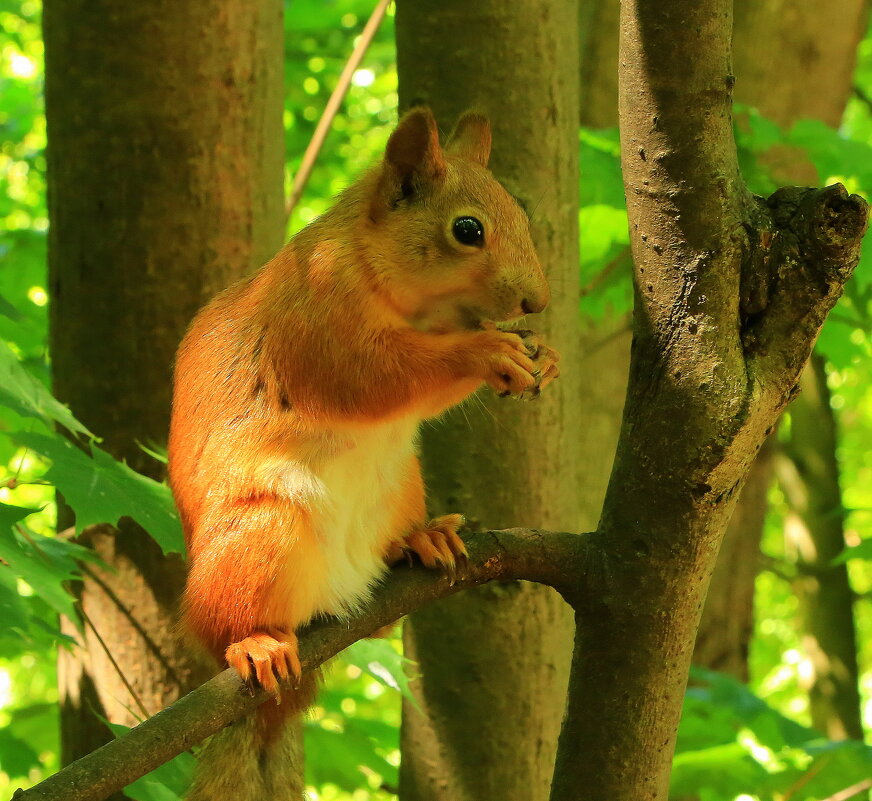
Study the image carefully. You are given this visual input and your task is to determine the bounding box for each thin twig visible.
[11,527,152,719]
[821,778,872,801]
[781,754,831,801]
[579,246,631,297]
[78,561,185,689]
[285,0,392,219]
[77,602,152,720]
[853,84,872,114]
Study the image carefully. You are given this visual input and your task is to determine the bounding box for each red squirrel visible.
[167,107,558,800]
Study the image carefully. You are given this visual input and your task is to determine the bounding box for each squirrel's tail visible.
[185,676,316,801]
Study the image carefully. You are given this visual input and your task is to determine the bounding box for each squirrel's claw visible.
[488,330,560,400]
[516,332,560,400]
[226,630,302,700]
[400,514,469,582]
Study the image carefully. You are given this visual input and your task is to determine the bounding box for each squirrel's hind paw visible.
[226,629,302,699]
[401,514,468,584]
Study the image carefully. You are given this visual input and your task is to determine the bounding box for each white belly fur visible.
[271,415,420,622]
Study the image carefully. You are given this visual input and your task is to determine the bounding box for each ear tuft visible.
[446,112,492,167]
[385,107,446,186]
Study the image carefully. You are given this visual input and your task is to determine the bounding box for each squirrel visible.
[167,107,559,801]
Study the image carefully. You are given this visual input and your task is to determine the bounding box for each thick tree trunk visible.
[776,356,864,740]
[575,0,870,682]
[42,0,287,784]
[731,0,868,733]
[395,2,582,799]
[576,0,775,682]
[693,439,773,680]
[549,0,867,796]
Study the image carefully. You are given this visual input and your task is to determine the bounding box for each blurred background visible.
[1,1,871,799]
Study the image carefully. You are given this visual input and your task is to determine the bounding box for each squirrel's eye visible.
[452,216,485,247]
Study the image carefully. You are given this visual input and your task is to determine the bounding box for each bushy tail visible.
[186,676,317,801]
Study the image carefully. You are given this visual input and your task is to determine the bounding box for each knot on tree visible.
[739,183,868,386]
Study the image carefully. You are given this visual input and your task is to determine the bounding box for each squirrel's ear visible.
[383,107,446,190]
[446,112,491,167]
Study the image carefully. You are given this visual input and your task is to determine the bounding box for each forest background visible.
[1,0,872,799]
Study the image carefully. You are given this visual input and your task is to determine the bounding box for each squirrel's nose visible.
[521,295,548,315]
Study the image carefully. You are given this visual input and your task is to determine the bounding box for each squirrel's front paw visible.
[514,330,560,400]
[226,629,302,698]
[477,329,560,399]
[476,330,539,397]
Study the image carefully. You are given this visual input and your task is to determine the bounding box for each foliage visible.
[674,668,872,801]
[0,1,870,800]
[0,1,403,797]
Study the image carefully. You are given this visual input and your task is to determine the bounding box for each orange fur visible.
[168,108,558,800]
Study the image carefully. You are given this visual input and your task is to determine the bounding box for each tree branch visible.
[12,527,586,801]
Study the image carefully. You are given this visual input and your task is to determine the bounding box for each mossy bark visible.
[42,0,287,781]
[395,2,581,799]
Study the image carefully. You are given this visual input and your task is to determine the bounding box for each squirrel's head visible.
[363,107,550,333]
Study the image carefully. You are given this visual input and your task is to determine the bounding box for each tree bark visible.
[549,0,867,796]
[577,0,870,685]
[730,0,868,732]
[776,355,864,740]
[693,438,773,680]
[395,2,581,799]
[576,0,776,682]
[42,0,287,783]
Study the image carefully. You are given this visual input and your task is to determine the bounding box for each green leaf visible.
[342,638,417,705]
[833,535,872,563]
[0,728,41,779]
[687,666,813,749]
[5,702,59,774]
[580,127,624,208]
[0,502,37,531]
[0,524,80,619]
[0,566,31,635]
[787,118,872,189]
[124,756,196,801]
[676,667,872,800]
[671,741,769,798]
[579,205,632,318]
[0,294,23,321]
[14,432,184,555]
[304,720,395,791]
[0,340,92,437]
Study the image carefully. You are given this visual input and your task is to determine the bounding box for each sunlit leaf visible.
[343,638,417,704]
[833,536,872,563]
[0,340,92,437]
[0,524,79,619]
[304,719,395,791]
[13,433,184,555]
[0,565,30,634]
